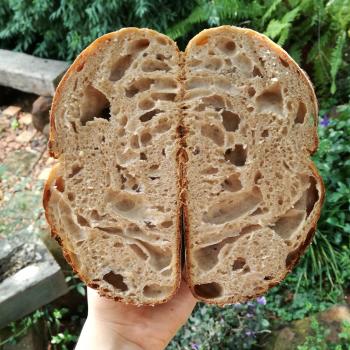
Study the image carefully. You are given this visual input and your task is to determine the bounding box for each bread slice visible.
[182,26,324,304]
[44,26,324,305]
[44,28,183,305]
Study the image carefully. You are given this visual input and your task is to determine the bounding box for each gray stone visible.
[0,234,42,284]
[0,49,69,96]
[0,237,68,329]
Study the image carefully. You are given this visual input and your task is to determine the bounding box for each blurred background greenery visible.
[0,0,349,349]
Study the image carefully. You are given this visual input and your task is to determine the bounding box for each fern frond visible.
[166,0,264,39]
[166,1,210,39]
[330,30,346,94]
[261,0,282,25]
[289,43,302,64]
[135,0,153,18]
[264,6,300,45]
[217,0,263,20]
[326,0,350,30]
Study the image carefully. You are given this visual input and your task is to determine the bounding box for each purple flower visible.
[320,114,330,127]
[191,343,199,350]
[256,296,267,305]
[245,330,254,337]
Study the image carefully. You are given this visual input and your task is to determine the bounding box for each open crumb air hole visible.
[80,85,111,126]
[232,257,246,271]
[295,101,307,124]
[139,109,162,122]
[126,78,154,97]
[194,282,223,299]
[256,84,283,116]
[143,284,171,298]
[103,271,128,291]
[217,39,236,54]
[224,145,247,166]
[203,188,262,224]
[109,55,133,81]
[222,110,240,132]
[128,38,150,53]
[222,173,242,192]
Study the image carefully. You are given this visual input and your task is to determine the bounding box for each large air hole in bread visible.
[45,26,323,305]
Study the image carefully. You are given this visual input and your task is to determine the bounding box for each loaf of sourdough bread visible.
[43,26,324,305]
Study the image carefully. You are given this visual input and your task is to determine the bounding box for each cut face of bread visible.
[44,26,324,305]
[44,29,182,305]
[183,27,323,304]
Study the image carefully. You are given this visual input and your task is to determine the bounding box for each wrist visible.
[75,317,144,350]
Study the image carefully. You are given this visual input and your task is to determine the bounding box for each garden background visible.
[0,0,349,349]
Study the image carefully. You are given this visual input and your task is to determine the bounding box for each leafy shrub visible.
[168,297,270,350]
[0,306,84,350]
[0,0,194,61]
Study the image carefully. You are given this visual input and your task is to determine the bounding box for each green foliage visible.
[0,304,85,350]
[168,299,270,350]
[0,0,194,61]
[10,118,19,130]
[297,318,350,350]
[266,268,340,322]
[0,310,44,347]
[297,317,330,350]
[264,5,301,46]
[65,273,86,297]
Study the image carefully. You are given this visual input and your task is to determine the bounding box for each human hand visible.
[75,277,197,350]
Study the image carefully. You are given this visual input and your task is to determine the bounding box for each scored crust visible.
[44,26,324,305]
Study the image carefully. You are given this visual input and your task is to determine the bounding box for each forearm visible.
[75,317,144,350]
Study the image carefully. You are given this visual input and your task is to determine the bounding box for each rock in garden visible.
[0,233,68,329]
[0,49,69,96]
[31,96,52,132]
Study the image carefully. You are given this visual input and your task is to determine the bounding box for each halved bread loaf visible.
[44,26,324,305]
